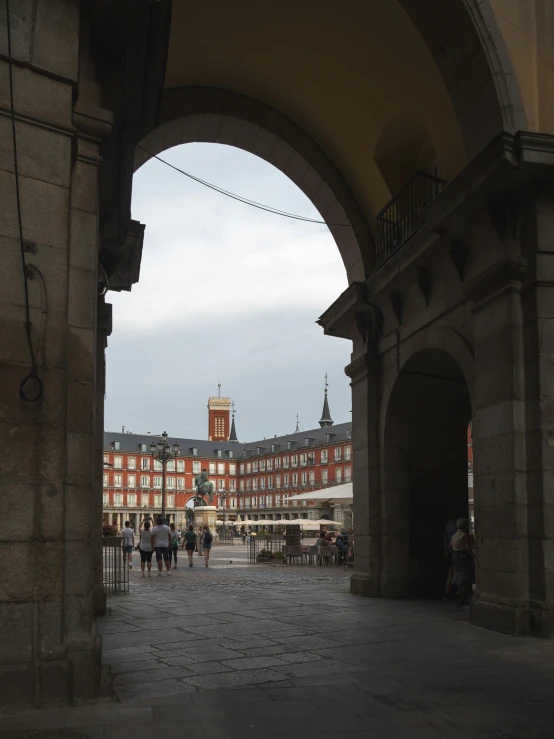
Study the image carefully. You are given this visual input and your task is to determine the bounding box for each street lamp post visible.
[150,431,180,524]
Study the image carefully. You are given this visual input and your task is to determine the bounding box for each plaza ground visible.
[2,545,554,738]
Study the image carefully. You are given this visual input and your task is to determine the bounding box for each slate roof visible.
[104,421,351,459]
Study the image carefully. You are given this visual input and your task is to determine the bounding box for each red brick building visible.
[103,387,352,530]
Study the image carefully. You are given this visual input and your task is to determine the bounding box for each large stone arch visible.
[135,88,372,283]
[398,0,527,158]
[376,323,475,598]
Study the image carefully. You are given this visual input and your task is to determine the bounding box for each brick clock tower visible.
[208,385,232,441]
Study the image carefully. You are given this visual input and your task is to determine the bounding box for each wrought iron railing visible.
[376,171,446,266]
[102,536,129,596]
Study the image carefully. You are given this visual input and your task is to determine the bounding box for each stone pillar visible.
[134,512,140,533]
[0,0,105,709]
[108,513,113,525]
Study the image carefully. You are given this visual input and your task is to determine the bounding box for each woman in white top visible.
[451,518,474,605]
[138,520,154,577]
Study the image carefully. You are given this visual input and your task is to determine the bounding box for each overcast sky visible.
[105,143,352,442]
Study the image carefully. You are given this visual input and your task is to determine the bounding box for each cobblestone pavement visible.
[3,544,554,738]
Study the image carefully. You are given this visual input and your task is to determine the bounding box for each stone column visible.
[108,513,113,525]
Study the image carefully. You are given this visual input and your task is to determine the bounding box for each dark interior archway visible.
[382,349,472,597]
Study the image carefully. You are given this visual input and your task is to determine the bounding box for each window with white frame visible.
[153,476,162,489]
[127,493,137,506]
[309,471,315,484]
[154,459,162,471]
[128,456,136,469]
[141,494,149,507]
[246,463,251,474]
[177,478,184,490]
[103,492,109,505]
[275,474,281,488]
[166,477,175,489]
[283,493,289,506]
[284,474,289,487]
[283,457,289,469]
[114,474,122,487]
[231,498,236,508]
[344,446,351,461]
[300,454,307,466]
[140,475,150,488]
[335,468,343,483]
[321,449,328,463]
[252,478,258,491]
[335,447,342,462]
[114,493,123,506]
[103,454,109,464]
[239,463,245,474]
[217,463,225,475]
[167,460,175,472]
[260,478,265,490]
[291,455,298,467]
[266,459,272,471]
[128,474,136,488]
[252,497,257,507]
[308,452,315,465]
[246,479,251,491]
[265,495,271,506]
[239,480,245,491]
[167,495,175,508]
[154,494,162,508]
[245,498,251,509]
[259,459,265,471]
[209,462,216,474]
[218,479,225,490]
[177,460,184,472]
[229,463,236,475]
[275,458,281,469]
[301,472,307,485]
[103,473,109,486]
[140,444,147,452]
[268,475,273,488]
[345,467,352,482]
[114,441,120,450]
[193,461,201,474]
[252,461,258,473]
[141,458,150,470]
[229,479,236,491]
[321,469,328,484]
[114,456,122,469]
[292,473,298,486]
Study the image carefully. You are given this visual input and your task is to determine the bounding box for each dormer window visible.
[190,447,198,456]
[139,443,146,452]
[226,450,234,458]
[216,449,222,458]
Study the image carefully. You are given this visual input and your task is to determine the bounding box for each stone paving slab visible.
[3,545,554,738]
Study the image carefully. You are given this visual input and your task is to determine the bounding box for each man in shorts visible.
[151,516,172,576]
[120,520,135,569]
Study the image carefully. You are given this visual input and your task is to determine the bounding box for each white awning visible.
[287,483,353,502]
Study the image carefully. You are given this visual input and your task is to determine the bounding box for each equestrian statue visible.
[193,468,215,506]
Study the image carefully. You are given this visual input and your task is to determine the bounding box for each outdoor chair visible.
[308,545,319,565]
[318,545,332,566]
[288,544,304,564]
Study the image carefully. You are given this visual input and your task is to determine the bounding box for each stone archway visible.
[380,347,472,598]
[135,87,372,283]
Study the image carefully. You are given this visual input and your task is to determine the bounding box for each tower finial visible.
[319,373,333,428]
[218,382,221,397]
[229,401,238,442]
[295,414,299,433]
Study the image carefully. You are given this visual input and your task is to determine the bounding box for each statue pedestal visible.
[193,506,218,529]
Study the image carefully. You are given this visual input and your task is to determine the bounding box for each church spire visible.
[229,402,238,442]
[319,373,333,428]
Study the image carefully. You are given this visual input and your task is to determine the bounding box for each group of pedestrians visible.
[120,519,214,577]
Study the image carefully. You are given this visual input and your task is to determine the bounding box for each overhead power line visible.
[136,144,350,227]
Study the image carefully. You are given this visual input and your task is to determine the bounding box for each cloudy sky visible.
[105,143,352,442]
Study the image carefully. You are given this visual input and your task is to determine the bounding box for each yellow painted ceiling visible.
[164,0,466,223]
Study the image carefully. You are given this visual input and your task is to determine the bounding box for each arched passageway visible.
[382,349,472,598]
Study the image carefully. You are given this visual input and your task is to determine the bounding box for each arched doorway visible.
[382,348,472,598]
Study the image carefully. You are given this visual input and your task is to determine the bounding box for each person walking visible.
[182,524,198,567]
[151,516,172,576]
[120,520,135,570]
[202,525,213,567]
[138,519,153,577]
[451,518,474,605]
[169,522,181,569]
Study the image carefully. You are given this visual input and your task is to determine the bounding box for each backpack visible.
[204,532,213,545]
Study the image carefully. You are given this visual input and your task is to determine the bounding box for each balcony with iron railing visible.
[376,170,446,267]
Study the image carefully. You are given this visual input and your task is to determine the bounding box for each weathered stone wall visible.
[0,0,104,709]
